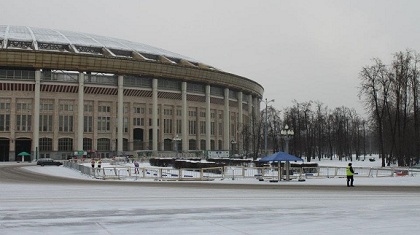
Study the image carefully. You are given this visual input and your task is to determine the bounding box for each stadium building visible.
[0,25,263,161]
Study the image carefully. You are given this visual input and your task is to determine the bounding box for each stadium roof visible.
[0,25,211,68]
[0,25,264,96]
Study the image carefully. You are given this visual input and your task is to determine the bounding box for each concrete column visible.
[144,104,149,150]
[255,96,261,118]
[253,96,260,154]
[117,75,124,153]
[33,70,41,160]
[159,104,164,151]
[92,100,98,151]
[195,107,199,150]
[205,85,211,151]
[238,91,243,155]
[128,102,133,151]
[111,101,116,152]
[77,72,84,152]
[53,99,59,151]
[248,95,254,153]
[182,82,188,152]
[152,79,158,154]
[248,94,253,118]
[9,98,16,156]
[224,88,230,150]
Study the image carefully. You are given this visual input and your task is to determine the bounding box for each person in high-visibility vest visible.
[346,163,355,187]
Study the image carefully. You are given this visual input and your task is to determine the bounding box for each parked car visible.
[36,158,63,166]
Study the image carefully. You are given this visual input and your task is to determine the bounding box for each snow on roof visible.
[0,25,198,63]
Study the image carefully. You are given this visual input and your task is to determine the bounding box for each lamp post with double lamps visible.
[262,98,274,156]
[173,135,181,158]
[281,124,294,181]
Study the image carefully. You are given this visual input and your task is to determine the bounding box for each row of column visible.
[31,71,259,155]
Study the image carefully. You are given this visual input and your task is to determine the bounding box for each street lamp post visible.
[173,135,181,158]
[262,98,274,156]
[281,124,294,181]
[281,124,294,154]
[230,139,237,179]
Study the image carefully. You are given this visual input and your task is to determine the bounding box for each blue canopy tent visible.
[259,152,303,181]
[259,151,303,163]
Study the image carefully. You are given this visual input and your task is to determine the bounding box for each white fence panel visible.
[63,162,401,181]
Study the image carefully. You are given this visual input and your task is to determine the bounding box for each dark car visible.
[36,158,63,166]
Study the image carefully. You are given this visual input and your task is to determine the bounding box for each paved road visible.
[2,163,420,234]
[2,163,420,192]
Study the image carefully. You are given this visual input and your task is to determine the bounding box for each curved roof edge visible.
[0,25,264,96]
[0,25,214,67]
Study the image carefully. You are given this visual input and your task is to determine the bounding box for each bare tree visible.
[387,50,420,165]
[410,52,420,164]
[359,58,390,167]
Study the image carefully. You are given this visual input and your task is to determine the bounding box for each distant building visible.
[0,25,263,161]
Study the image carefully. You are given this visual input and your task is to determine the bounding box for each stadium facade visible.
[0,25,263,161]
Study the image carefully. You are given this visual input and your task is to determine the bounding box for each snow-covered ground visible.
[1,155,420,234]
[25,154,420,186]
[22,160,420,186]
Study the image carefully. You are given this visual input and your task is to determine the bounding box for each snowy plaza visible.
[1,157,420,235]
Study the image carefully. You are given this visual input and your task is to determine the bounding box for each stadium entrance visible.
[0,138,9,161]
[15,138,31,162]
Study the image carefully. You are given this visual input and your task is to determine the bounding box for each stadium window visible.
[84,116,93,132]
[59,115,73,132]
[0,114,10,131]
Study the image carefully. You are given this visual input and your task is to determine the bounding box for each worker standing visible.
[346,163,355,187]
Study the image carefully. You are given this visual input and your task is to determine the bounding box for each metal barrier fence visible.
[64,161,412,181]
[312,166,395,178]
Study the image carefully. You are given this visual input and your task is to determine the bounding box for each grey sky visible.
[1,0,419,115]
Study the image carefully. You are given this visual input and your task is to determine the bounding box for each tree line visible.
[242,50,420,167]
[242,100,370,163]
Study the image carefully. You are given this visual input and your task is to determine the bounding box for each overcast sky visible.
[1,0,419,116]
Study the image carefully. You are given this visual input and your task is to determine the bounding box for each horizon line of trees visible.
[242,100,371,163]
[241,49,420,167]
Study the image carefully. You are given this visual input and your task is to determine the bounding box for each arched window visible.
[83,138,92,151]
[163,138,172,151]
[133,128,144,150]
[39,138,52,151]
[200,139,206,150]
[123,138,128,151]
[58,138,73,151]
[97,138,110,151]
[189,139,196,150]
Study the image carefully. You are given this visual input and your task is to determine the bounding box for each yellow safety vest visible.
[346,166,353,176]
